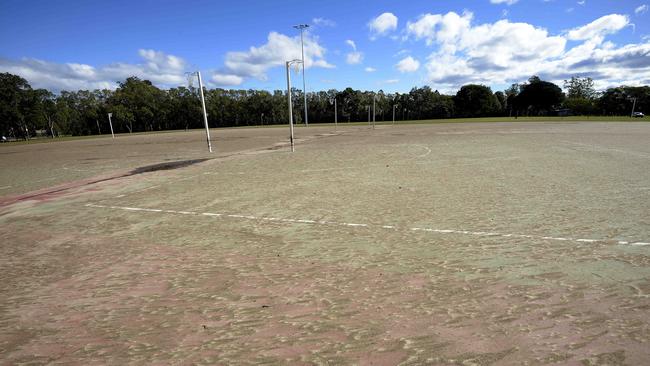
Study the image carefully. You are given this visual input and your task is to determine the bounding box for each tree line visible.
[1,72,647,139]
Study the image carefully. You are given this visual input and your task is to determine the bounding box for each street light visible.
[286,59,303,152]
[293,24,310,127]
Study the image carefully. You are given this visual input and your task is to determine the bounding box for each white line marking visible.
[0,185,11,190]
[342,223,368,227]
[413,144,432,158]
[83,204,648,246]
[300,166,361,173]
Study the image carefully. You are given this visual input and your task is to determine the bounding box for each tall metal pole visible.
[392,105,396,125]
[334,98,337,129]
[631,97,637,118]
[300,27,307,127]
[294,24,309,127]
[372,94,376,129]
[107,113,115,139]
[286,61,299,152]
[197,71,212,153]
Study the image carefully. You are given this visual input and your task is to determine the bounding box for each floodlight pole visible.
[294,24,310,127]
[392,105,397,125]
[631,97,637,118]
[286,60,302,152]
[194,71,213,153]
[107,113,115,139]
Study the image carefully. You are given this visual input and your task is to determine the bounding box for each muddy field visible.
[1,122,649,365]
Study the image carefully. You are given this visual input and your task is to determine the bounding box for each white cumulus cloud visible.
[635,4,648,15]
[566,14,629,41]
[211,73,244,86]
[368,12,398,37]
[365,67,377,72]
[0,49,189,91]
[220,32,333,82]
[396,56,420,73]
[406,11,474,49]
[402,10,647,91]
[490,0,519,5]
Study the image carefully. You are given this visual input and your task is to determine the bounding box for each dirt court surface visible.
[1,122,649,365]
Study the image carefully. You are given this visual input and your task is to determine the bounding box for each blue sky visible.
[1,0,649,93]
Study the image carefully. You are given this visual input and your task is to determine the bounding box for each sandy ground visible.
[0,126,352,197]
[1,122,649,365]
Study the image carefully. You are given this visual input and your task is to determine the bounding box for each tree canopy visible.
[454,84,500,117]
[0,72,646,139]
[515,76,564,115]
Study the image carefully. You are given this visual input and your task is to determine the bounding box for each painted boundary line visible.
[84,203,650,247]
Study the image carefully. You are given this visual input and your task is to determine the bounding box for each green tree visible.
[504,83,520,116]
[598,86,650,116]
[516,76,564,115]
[0,73,32,139]
[562,77,597,115]
[109,77,166,133]
[494,91,506,115]
[453,84,500,117]
[167,87,202,130]
[563,97,596,115]
[564,76,596,99]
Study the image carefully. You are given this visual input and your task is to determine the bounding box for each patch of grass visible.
[327,115,647,126]
[2,116,645,146]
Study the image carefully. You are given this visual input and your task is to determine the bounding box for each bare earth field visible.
[1,122,649,365]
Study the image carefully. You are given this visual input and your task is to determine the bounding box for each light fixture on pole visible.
[286,59,302,152]
[293,24,310,127]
